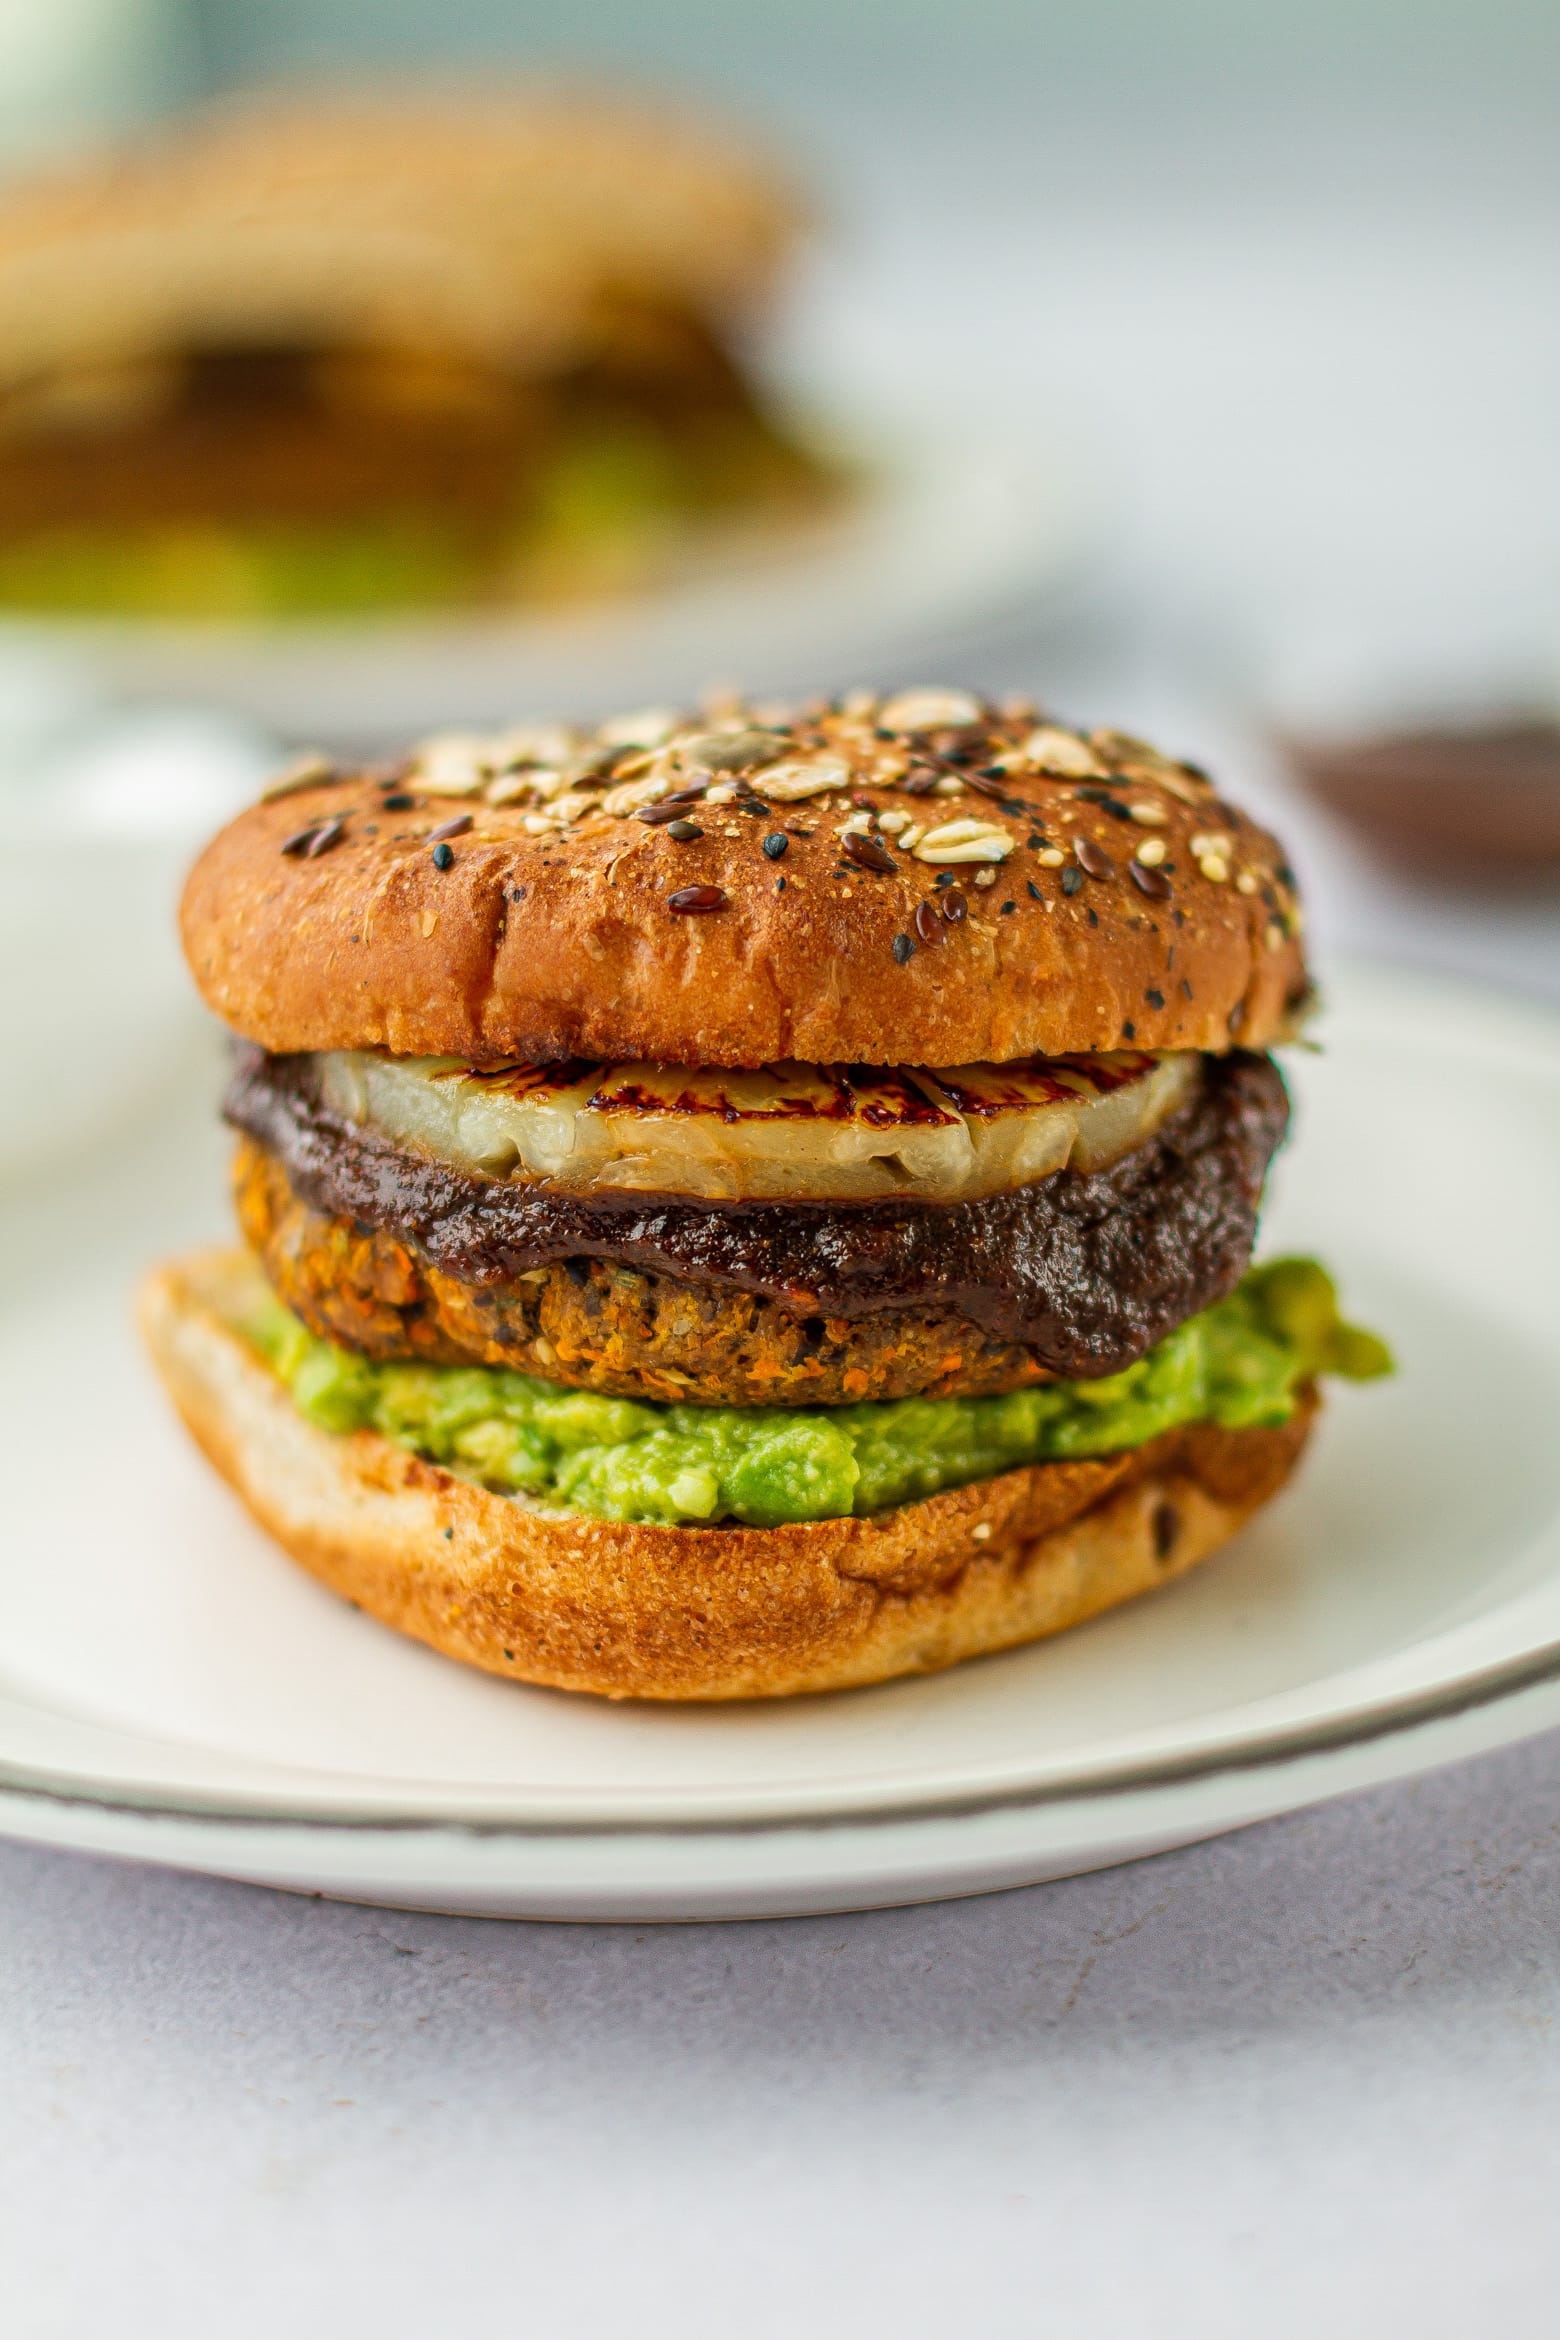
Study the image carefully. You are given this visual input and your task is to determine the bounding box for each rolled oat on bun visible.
[145,683,1390,1700]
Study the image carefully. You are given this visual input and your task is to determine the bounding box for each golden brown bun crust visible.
[181,695,1309,1066]
[140,1247,1315,1702]
[0,87,798,394]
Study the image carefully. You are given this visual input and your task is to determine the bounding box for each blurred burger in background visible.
[0,86,837,620]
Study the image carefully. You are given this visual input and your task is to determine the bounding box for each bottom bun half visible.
[140,1248,1315,1702]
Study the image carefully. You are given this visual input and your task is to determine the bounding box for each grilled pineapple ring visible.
[318,1048,1200,1205]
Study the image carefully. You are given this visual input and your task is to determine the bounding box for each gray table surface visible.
[8,1733,1560,2339]
[7,121,1560,2338]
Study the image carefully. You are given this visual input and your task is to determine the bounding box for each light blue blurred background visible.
[11,0,1559,199]
[9,0,1557,242]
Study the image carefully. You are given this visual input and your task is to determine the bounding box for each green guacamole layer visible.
[238,1259,1390,1530]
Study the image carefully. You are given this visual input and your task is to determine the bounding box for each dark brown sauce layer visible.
[226,1046,1289,1382]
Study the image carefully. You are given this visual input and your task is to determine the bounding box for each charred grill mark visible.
[439,1057,601,1098]
[572,1066,957,1127]
[925,1050,1159,1116]
[424,1054,1149,1133]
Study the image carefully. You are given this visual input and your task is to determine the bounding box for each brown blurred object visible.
[1285,719,1560,887]
[0,85,836,618]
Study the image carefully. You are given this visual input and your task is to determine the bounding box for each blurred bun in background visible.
[0,84,839,620]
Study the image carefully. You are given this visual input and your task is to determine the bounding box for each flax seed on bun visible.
[180,691,1309,1067]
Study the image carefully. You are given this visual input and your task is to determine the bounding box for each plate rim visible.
[3,1615,1560,1844]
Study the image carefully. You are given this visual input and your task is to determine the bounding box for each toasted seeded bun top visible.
[0,85,798,398]
[180,688,1310,1067]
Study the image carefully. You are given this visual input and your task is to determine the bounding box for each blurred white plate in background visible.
[0,659,270,1182]
[0,964,1557,1919]
[0,408,1103,747]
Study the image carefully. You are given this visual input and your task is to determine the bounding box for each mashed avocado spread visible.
[238,1260,1389,1529]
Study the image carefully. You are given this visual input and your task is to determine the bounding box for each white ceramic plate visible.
[0,409,1100,746]
[1,962,1557,1921]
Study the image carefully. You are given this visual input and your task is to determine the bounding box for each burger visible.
[0,87,829,619]
[142,685,1390,1700]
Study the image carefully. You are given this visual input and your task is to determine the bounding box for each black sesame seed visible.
[1145,987,1165,1009]
[934,869,958,887]
[892,933,915,964]
[762,831,789,859]
[665,818,703,841]
[431,840,454,870]
[1000,900,1016,914]
[1061,865,1084,895]
[1026,834,1045,850]
[775,875,786,892]
[1086,906,1098,926]
[1181,979,1194,999]
[511,884,527,901]
[380,792,415,812]
[1122,1020,1135,1038]
[1027,879,1043,901]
